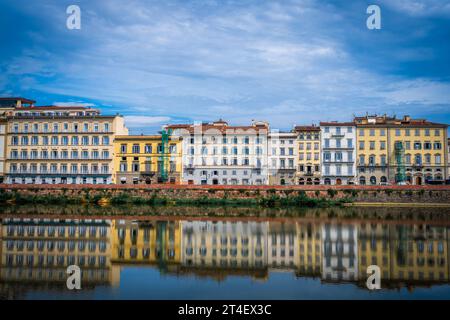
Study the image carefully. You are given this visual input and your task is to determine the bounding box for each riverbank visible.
[1,184,449,207]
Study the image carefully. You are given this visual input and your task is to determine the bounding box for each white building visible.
[322,223,358,282]
[268,131,298,185]
[180,220,269,271]
[166,120,269,185]
[320,122,356,185]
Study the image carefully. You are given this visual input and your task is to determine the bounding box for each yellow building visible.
[355,115,448,185]
[294,126,321,185]
[113,135,182,184]
[4,98,128,184]
[110,220,181,266]
[296,222,322,277]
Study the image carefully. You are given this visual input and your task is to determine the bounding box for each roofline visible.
[0,97,36,104]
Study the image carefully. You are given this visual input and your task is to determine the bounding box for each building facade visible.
[166,120,269,185]
[294,126,321,185]
[4,102,128,184]
[268,131,298,185]
[320,122,356,185]
[355,115,448,185]
[113,135,182,184]
[355,115,390,185]
[0,118,6,183]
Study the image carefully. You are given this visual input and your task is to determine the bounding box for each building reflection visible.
[0,216,449,297]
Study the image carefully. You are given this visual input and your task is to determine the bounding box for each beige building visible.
[0,217,115,287]
[4,99,128,184]
[294,125,321,185]
[0,98,36,184]
[268,131,298,185]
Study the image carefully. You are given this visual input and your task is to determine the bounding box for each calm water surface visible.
[1,205,450,299]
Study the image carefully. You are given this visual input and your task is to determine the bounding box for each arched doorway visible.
[212,179,219,185]
[336,178,342,185]
[313,178,320,185]
[324,178,331,185]
[415,176,422,185]
[299,178,305,185]
[370,176,377,185]
[306,178,312,185]
[280,179,286,185]
[359,176,366,185]
[380,176,387,185]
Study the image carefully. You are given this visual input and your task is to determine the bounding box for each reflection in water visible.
[1,209,450,299]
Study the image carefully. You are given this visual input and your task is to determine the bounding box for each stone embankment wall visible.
[1,184,450,204]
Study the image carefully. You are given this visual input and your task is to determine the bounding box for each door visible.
[415,176,422,185]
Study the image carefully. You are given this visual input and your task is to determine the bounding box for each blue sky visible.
[1,0,449,134]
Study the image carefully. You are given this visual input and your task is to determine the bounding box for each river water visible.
[1,205,450,299]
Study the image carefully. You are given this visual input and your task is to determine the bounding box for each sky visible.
[0,0,449,134]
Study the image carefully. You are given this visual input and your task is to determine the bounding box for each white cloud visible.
[124,116,171,128]
[2,0,449,131]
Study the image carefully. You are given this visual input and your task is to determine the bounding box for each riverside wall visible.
[1,184,450,204]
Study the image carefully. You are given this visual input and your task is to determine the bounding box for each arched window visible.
[313,178,320,185]
[306,178,312,185]
[299,178,305,185]
[324,178,331,185]
[370,176,377,185]
[380,176,387,184]
[359,176,366,185]
[415,154,422,166]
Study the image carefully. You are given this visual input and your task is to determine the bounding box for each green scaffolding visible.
[394,141,406,184]
[160,128,172,183]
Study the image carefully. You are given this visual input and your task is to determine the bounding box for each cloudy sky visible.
[1,0,449,134]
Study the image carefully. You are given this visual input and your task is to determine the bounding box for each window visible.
[336,139,341,148]
[102,136,110,145]
[414,142,421,150]
[347,127,353,133]
[435,154,441,164]
[347,139,353,148]
[359,155,365,165]
[61,136,68,145]
[121,144,127,153]
[104,123,110,132]
[81,136,89,145]
[324,139,330,148]
[359,141,365,150]
[395,129,401,136]
[415,154,422,165]
[132,144,140,153]
[324,127,329,133]
[71,136,79,145]
[380,141,386,150]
